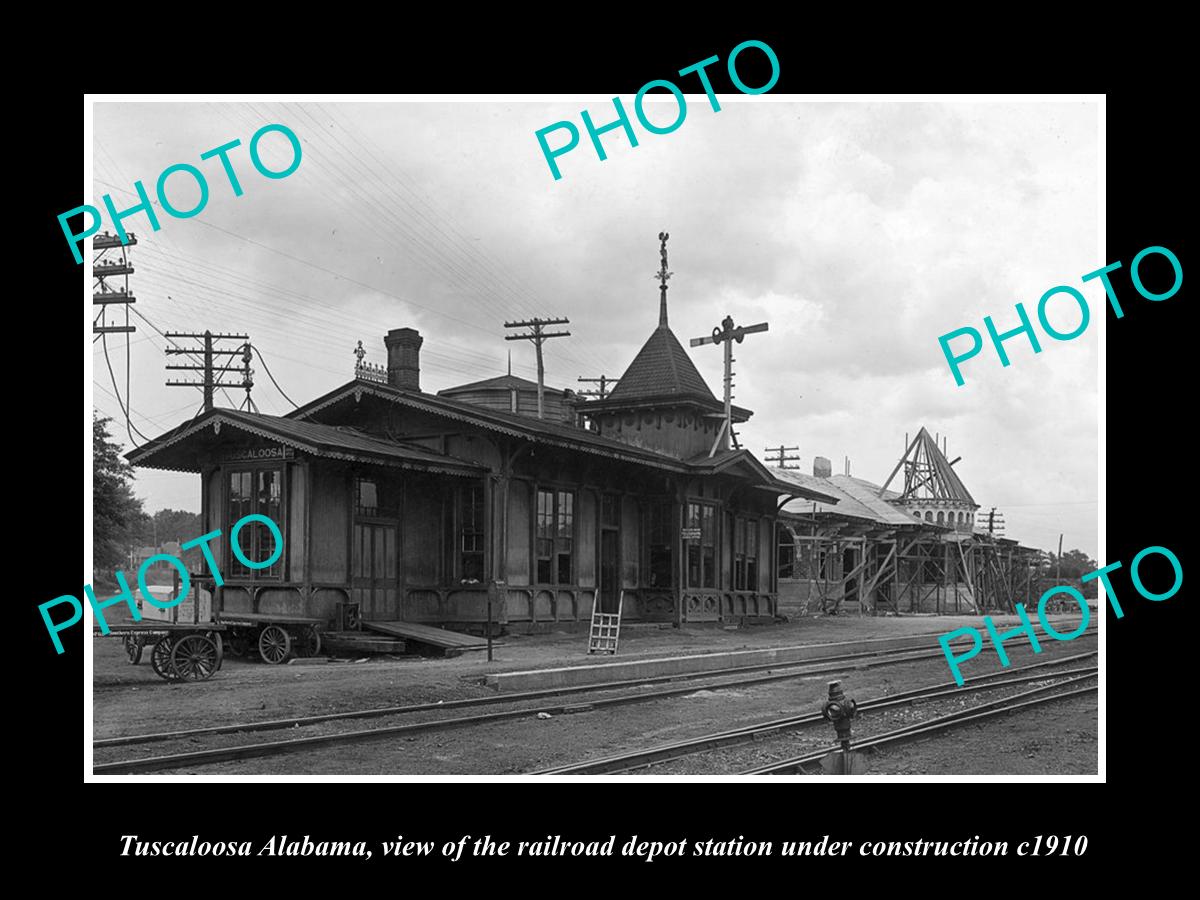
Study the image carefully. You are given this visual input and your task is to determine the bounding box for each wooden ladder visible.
[588,591,623,654]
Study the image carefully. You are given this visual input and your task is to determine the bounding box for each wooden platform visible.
[363,620,492,651]
[323,632,407,655]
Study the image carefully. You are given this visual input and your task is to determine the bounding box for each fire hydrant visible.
[821,680,858,774]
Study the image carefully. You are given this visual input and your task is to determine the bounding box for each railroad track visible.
[741,678,1097,775]
[95,626,1096,752]
[94,642,1097,775]
[531,656,1097,775]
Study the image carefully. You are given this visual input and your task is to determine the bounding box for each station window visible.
[647,501,673,588]
[356,477,398,517]
[601,493,620,528]
[937,511,945,526]
[777,534,795,579]
[228,467,282,578]
[746,519,758,591]
[685,502,716,589]
[536,488,574,584]
[460,484,485,582]
[734,517,759,591]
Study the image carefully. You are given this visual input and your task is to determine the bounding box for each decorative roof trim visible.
[128,411,484,477]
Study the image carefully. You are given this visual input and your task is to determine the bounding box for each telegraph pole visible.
[765,445,800,468]
[577,375,618,399]
[93,232,137,336]
[690,315,769,457]
[504,318,570,418]
[239,341,257,412]
[164,330,250,412]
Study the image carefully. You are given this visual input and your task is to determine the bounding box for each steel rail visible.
[741,679,1098,775]
[531,660,1098,775]
[95,628,1095,750]
[95,652,1096,776]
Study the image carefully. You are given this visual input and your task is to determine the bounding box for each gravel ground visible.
[91,623,1098,776]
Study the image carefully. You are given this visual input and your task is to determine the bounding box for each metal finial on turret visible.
[656,232,672,327]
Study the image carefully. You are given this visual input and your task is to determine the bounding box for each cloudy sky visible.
[91,98,1100,557]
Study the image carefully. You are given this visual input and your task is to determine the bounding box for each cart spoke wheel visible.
[258,625,292,664]
[296,625,322,658]
[150,637,181,682]
[171,635,221,681]
[123,634,143,665]
[206,631,225,672]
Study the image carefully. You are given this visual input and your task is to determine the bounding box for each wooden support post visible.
[859,540,868,619]
[944,541,951,614]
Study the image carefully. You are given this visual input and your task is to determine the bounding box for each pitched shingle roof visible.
[126,409,485,476]
[604,325,718,406]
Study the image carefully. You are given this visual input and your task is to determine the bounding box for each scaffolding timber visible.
[774,429,1044,618]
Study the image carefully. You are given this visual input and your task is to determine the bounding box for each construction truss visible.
[783,520,1041,617]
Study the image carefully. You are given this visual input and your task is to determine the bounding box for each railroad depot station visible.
[126,244,1047,663]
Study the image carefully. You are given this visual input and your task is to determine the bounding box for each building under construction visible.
[774,429,1044,618]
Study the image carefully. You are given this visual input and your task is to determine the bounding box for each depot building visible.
[127,288,834,636]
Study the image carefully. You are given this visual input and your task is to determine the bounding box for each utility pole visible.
[239,341,257,412]
[93,232,137,336]
[164,330,250,412]
[1057,533,1063,584]
[764,445,800,468]
[504,318,570,419]
[577,375,618,399]
[690,315,769,457]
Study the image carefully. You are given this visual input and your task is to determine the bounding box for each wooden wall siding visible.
[621,495,640,588]
[635,588,676,621]
[684,591,722,621]
[402,478,442,584]
[439,386,575,423]
[596,408,722,459]
[310,468,349,583]
[220,585,253,614]
[259,587,305,616]
[505,480,531,583]
[288,464,306,583]
[577,489,597,589]
[205,468,224,570]
[445,433,503,469]
[311,587,349,619]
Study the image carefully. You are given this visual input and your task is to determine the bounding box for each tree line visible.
[93,414,201,584]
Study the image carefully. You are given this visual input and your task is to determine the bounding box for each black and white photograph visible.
[83,96,1103,779]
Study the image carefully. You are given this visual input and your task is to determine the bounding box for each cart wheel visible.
[123,634,144,665]
[227,630,251,658]
[150,637,181,682]
[296,625,322,658]
[258,625,292,664]
[171,634,222,681]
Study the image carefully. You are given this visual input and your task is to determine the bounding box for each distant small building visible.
[438,373,579,424]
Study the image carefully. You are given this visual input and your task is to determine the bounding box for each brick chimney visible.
[384,328,422,391]
[813,456,832,478]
